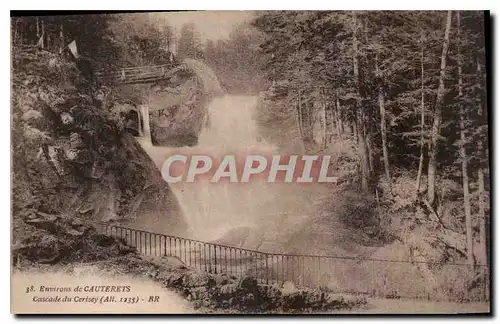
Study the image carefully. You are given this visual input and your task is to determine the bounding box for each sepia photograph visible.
[10,10,491,315]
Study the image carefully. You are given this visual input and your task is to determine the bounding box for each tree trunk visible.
[59,23,65,53]
[416,32,426,197]
[302,96,313,152]
[365,125,374,173]
[320,89,327,149]
[19,21,23,46]
[295,91,306,154]
[335,93,343,136]
[41,20,45,49]
[478,168,486,263]
[376,53,390,181]
[456,11,474,265]
[352,12,369,191]
[476,58,487,266]
[331,95,338,138]
[13,19,18,44]
[331,90,340,138]
[427,10,452,205]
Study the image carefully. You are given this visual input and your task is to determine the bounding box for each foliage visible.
[12,13,175,71]
[252,11,489,270]
[203,21,265,93]
[11,48,185,236]
[177,23,204,60]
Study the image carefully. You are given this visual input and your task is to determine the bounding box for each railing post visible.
[164,236,167,256]
[246,251,249,277]
[208,244,212,273]
[241,251,244,276]
[149,232,152,256]
[255,253,258,281]
[371,260,375,297]
[229,248,233,277]
[224,248,227,274]
[197,242,201,271]
[265,254,269,285]
[214,245,217,274]
[281,255,285,285]
[184,239,187,264]
[259,253,262,282]
[203,244,207,272]
[138,231,141,254]
[317,256,320,287]
[153,234,156,256]
[301,256,304,287]
[188,241,192,267]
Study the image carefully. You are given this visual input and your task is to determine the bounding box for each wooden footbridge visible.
[95,63,189,85]
[94,62,193,145]
[94,59,224,147]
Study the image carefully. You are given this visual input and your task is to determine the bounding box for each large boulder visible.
[147,59,224,147]
[12,213,135,266]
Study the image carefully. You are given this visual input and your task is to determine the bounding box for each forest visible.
[250,11,490,268]
[206,11,490,270]
[11,11,490,270]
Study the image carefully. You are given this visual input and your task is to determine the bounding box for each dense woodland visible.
[11,11,490,269]
[251,11,490,267]
[11,13,175,69]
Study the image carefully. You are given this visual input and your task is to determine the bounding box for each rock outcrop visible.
[91,253,366,313]
[146,59,224,147]
[11,47,187,258]
[12,213,135,266]
[148,71,209,147]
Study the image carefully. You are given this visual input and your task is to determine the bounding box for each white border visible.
[2,1,498,323]
[3,1,497,10]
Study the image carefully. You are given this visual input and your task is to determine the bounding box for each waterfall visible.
[171,95,279,242]
[182,58,224,95]
[135,60,321,249]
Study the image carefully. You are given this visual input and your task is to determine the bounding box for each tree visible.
[107,13,173,67]
[177,23,203,60]
[252,10,489,273]
[203,21,265,93]
[427,11,452,206]
[351,12,371,190]
[455,11,474,265]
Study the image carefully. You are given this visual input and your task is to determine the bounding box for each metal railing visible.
[98,223,490,302]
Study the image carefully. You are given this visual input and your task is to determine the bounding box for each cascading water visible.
[137,60,323,251]
[172,95,280,242]
[138,93,310,247]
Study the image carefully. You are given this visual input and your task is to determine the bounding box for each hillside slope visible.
[11,48,187,264]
